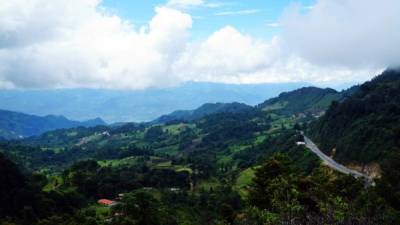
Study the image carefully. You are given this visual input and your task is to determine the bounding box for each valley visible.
[0,70,399,225]
[1,1,398,224]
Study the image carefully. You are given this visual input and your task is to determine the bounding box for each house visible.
[296,141,306,146]
[98,199,117,206]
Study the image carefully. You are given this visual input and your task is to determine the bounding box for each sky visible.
[101,0,315,40]
[0,0,399,90]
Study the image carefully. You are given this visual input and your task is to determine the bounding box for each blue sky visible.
[101,0,315,40]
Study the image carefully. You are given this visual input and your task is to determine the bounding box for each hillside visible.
[257,87,344,116]
[0,76,399,224]
[309,69,400,164]
[153,102,254,124]
[0,109,105,139]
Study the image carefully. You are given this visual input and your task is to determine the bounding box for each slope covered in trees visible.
[258,87,344,116]
[152,102,254,124]
[309,69,400,164]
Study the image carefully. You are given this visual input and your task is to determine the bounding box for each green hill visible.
[309,69,400,164]
[257,87,344,116]
[0,109,105,139]
[153,102,254,124]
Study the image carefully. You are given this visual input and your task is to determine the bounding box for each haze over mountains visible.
[0,82,353,140]
[0,81,359,140]
[0,82,335,123]
[0,109,105,139]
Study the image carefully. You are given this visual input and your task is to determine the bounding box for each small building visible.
[116,193,125,200]
[296,141,306,146]
[98,199,117,206]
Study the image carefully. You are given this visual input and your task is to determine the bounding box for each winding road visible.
[302,134,373,185]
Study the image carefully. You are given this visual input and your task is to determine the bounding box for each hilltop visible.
[258,87,344,116]
[153,102,254,124]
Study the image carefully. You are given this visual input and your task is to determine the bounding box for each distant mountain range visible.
[0,81,358,140]
[0,109,105,139]
[0,82,316,123]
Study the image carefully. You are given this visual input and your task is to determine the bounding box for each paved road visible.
[302,134,372,183]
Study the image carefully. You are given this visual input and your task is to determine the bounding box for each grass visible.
[98,156,138,167]
[151,159,193,174]
[43,175,63,192]
[234,167,257,198]
[230,144,252,153]
[154,144,179,156]
[218,155,233,164]
[84,204,111,219]
[175,166,193,174]
[254,134,267,144]
[268,115,296,133]
[41,147,65,153]
[66,131,78,137]
[196,177,220,191]
[163,123,196,135]
[77,133,103,146]
[262,101,288,111]
[153,160,172,168]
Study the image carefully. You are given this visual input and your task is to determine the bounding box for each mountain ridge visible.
[257,86,344,116]
[152,102,254,124]
[0,109,106,139]
[0,82,318,122]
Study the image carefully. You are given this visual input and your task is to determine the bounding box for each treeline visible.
[309,69,400,163]
[244,153,400,224]
[63,160,190,199]
[0,141,154,171]
[0,153,85,225]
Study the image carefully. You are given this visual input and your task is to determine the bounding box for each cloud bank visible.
[281,0,400,68]
[0,0,398,89]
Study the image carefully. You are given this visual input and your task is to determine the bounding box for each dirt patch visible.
[347,162,381,179]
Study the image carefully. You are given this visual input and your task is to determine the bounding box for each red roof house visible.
[97,199,116,206]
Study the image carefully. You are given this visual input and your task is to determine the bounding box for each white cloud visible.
[215,9,261,16]
[173,26,275,79]
[0,0,395,90]
[0,1,192,89]
[173,26,379,85]
[281,0,400,68]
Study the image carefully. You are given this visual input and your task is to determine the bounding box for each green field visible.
[234,167,256,198]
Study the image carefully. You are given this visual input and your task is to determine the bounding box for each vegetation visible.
[153,102,254,124]
[257,87,345,116]
[0,69,399,224]
[309,69,400,164]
